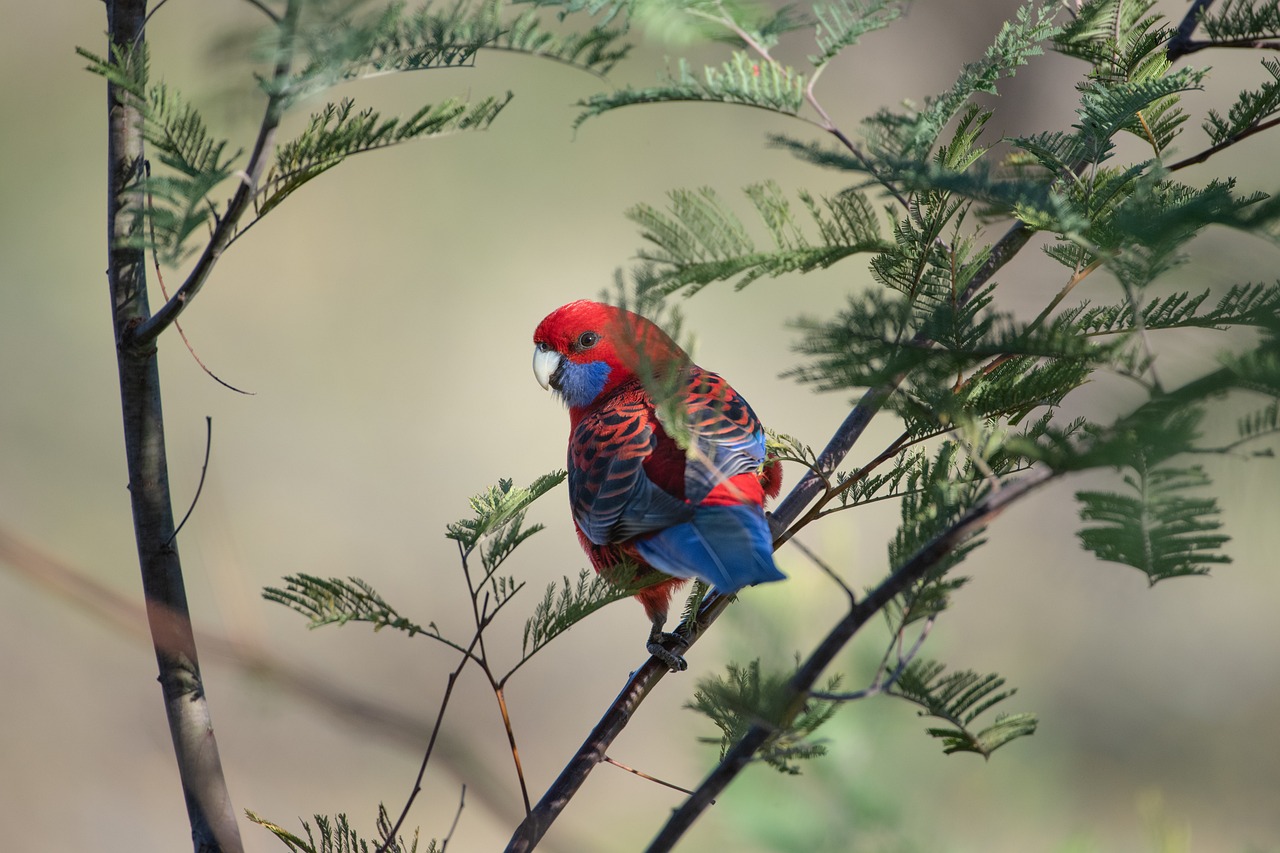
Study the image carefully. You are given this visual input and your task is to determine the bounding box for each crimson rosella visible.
[532,300,785,670]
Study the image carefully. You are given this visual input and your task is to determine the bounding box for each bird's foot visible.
[647,631,688,672]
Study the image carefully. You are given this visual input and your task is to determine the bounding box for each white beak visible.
[532,346,561,391]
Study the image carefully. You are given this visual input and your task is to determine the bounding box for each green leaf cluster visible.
[890,660,1037,757]
[688,658,843,773]
[1077,460,1231,584]
[246,806,428,853]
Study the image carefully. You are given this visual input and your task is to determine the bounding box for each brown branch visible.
[644,468,1057,851]
[1167,115,1280,172]
[1166,0,1217,61]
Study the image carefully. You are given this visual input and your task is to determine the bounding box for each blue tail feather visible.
[634,504,786,595]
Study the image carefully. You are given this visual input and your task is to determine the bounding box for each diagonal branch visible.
[644,467,1057,851]
[126,0,302,349]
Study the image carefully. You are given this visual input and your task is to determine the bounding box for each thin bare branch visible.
[603,756,701,797]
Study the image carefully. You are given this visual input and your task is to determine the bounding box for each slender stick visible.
[104,3,243,850]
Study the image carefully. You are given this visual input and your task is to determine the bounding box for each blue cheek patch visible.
[559,360,612,408]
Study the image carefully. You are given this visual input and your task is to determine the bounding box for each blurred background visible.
[2,1,1277,850]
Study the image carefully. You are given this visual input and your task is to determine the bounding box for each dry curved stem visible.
[164,416,213,548]
[146,169,255,395]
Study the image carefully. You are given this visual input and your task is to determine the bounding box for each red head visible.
[532,300,686,412]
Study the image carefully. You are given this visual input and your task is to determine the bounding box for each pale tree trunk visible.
[104,2,243,850]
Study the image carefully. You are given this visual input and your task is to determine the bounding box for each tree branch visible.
[645,467,1057,851]
[104,2,243,850]
[126,0,302,348]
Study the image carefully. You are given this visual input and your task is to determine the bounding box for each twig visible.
[1166,116,1280,172]
[1165,0,1216,60]
[146,164,255,395]
[603,756,702,797]
[164,416,213,548]
[787,535,855,604]
[810,616,934,701]
[438,786,466,853]
[459,544,533,814]
[127,0,302,348]
[374,624,486,853]
[644,469,1057,851]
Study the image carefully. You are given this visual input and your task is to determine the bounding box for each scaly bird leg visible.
[646,611,688,672]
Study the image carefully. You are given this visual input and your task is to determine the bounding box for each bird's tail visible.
[634,504,785,596]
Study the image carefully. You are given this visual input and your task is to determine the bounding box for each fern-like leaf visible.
[575,52,805,128]
[1198,0,1280,42]
[520,568,644,659]
[262,574,428,636]
[688,658,843,774]
[258,94,511,216]
[627,182,886,295]
[81,46,241,264]
[1076,459,1231,584]
[445,472,566,553]
[246,805,427,853]
[1204,58,1280,146]
[810,0,902,69]
[890,659,1037,757]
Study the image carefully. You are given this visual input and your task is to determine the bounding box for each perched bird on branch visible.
[533,299,784,670]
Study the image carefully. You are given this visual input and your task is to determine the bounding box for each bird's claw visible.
[647,632,688,672]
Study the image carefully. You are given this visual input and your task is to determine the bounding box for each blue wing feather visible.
[634,504,785,595]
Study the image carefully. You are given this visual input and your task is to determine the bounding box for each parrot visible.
[532,299,785,671]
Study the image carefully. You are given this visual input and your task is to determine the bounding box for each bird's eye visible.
[576,331,600,350]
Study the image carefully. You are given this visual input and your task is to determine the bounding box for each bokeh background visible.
[2,1,1277,850]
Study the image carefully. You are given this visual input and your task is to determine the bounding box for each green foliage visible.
[445,472,566,557]
[1198,0,1280,42]
[279,0,629,104]
[688,658,843,773]
[889,659,1037,757]
[521,568,648,658]
[262,574,429,636]
[575,52,806,128]
[810,0,901,69]
[258,94,511,216]
[1204,58,1280,146]
[84,0,635,267]
[80,45,240,265]
[626,182,887,296]
[884,444,982,626]
[1076,459,1231,584]
[861,0,1060,162]
[246,806,429,853]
